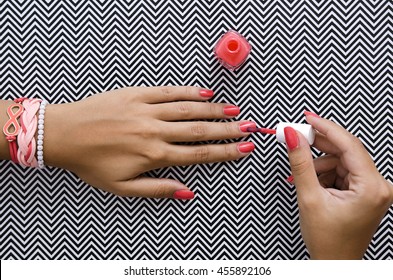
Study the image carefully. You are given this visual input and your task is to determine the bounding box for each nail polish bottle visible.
[276,122,315,145]
[214,30,251,71]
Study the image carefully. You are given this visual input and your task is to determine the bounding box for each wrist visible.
[43,103,75,169]
[310,250,364,260]
[308,240,367,260]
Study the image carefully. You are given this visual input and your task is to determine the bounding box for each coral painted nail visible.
[284,127,299,151]
[238,142,255,153]
[223,105,240,116]
[304,110,321,118]
[199,89,214,98]
[173,190,195,200]
[239,121,256,132]
[286,175,294,184]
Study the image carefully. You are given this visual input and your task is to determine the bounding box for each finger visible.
[313,155,339,174]
[306,115,377,177]
[312,131,341,155]
[334,177,349,191]
[285,126,321,197]
[318,171,337,188]
[112,177,195,199]
[336,162,349,179]
[286,155,339,184]
[161,121,255,142]
[151,102,240,121]
[164,141,255,166]
[133,86,214,104]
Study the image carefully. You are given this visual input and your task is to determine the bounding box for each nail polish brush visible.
[248,122,315,145]
[247,127,276,134]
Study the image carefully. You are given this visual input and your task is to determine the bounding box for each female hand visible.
[43,86,256,199]
[285,112,393,259]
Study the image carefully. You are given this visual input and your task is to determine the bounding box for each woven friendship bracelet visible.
[17,98,41,167]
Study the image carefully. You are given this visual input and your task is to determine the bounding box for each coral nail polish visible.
[214,30,251,71]
[238,142,255,153]
[239,121,256,132]
[223,105,240,116]
[199,89,214,98]
[286,175,294,184]
[173,190,195,200]
[304,110,321,118]
[284,127,299,151]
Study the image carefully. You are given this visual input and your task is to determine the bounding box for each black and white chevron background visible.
[0,0,392,260]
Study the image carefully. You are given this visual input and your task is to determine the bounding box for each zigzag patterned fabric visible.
[0,0,392,259]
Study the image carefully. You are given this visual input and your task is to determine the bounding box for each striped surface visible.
[0,0,392,259]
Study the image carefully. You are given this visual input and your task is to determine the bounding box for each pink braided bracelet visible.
[17,98,41,167]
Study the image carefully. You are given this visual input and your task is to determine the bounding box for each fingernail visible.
[284,127,299,151]
[304,110,321,118]
[173,190,195,200]
[238,142,255,153]
[286,175,294,184]
[239,121,256,132]
[199,89,214,98]
[223,105,240,116]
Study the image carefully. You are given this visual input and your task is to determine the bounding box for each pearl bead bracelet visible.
[37,100,48,169]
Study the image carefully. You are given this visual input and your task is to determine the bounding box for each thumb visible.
[284,127,320,196]
[113,177,195,199]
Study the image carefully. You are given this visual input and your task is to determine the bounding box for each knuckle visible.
[152,150,166,162]
[290,157,313,176]
[225,122,237,135]
[150,125,161,136]
[194,146,210,162]
[378,189,391,206]
[161,86,173,98]
[373,181,392,207]
[151,182,169,198]
[208,103,219,116]
[147,125,161,137]
[134,123,161,139]
[224,144,235,159]
[348,134,361,145]
[122,91,138,105]
[176,102,192,117]
[185,86,194,98]
[144,146,166,162]
[341,135,363,154]
[111,89,138,108]
[190,123,207,139]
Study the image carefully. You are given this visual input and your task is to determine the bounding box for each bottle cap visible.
[214,30,251,71]
[276,122,315,145]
